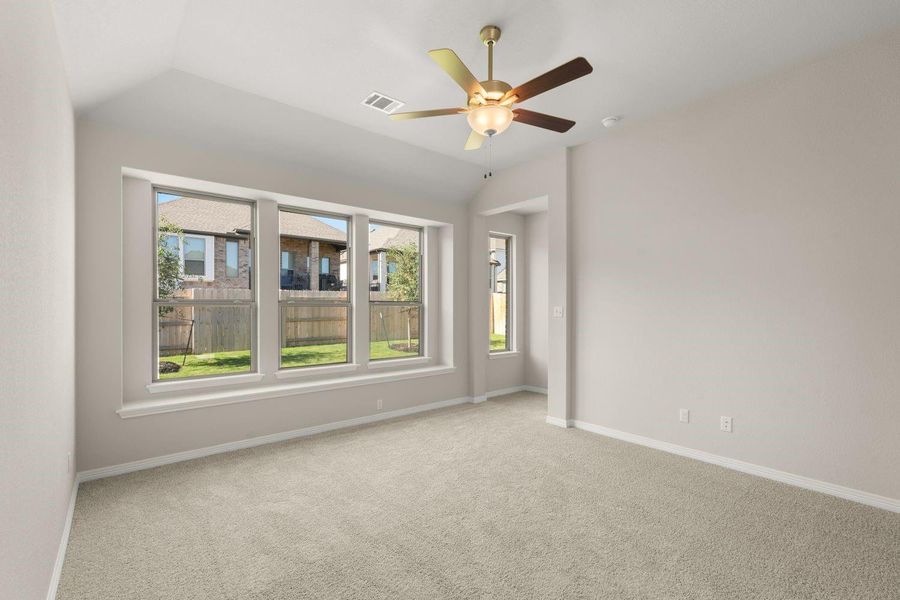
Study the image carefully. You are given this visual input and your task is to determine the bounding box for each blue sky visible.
[157,192,346,232]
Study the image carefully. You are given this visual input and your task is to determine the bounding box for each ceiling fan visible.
[390,25,593,150]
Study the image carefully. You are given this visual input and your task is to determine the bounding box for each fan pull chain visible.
[484,135,493,179]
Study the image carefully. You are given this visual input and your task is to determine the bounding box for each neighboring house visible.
[489,250,507,293]
[367,225,419,292]
[158,197,417,293]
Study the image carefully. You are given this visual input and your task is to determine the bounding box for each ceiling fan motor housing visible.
[482,80,511,100]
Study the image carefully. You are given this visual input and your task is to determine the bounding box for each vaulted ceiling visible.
[55,0,900,180]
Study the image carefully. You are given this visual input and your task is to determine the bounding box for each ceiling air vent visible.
[362,92,404,114]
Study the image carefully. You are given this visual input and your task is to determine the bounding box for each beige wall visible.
[569,29,900,499]
[524,212,549,390]
[77,119,469,471]
[472,150,569,418]
[0,2,76,598]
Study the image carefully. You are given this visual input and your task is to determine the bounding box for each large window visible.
[369,222,422,361]
[489,234,512,352]
[154,189,255,380]
[279,208,350,369]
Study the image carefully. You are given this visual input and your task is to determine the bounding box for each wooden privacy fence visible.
[489,292,507,335]
[159,288,419,355]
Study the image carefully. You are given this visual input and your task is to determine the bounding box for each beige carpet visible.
[58,393,899,599]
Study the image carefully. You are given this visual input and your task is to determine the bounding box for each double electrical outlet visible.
[679,409,733,433]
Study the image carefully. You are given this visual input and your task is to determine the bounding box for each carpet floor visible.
[58,393,899,599]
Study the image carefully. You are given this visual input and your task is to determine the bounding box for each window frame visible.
[162,232,216,281]
[368,220,424,362]
[278,206,353,371]
[489,232,513,354]
[152,186,258,382]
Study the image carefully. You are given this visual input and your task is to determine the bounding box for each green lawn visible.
[159,339,420,379]
[490,333,507,351]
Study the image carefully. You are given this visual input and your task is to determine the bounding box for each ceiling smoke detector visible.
[362,92,404,114]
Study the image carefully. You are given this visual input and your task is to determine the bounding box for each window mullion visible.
[352,214,371,368]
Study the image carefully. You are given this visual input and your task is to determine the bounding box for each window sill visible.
[275,363,360,380]
[146,372,265,394]
[366,356,431,370]
[489,351,521,360]
[120,364,456,419]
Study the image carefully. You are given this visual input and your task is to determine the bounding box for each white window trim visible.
[488,232,514,354]
[153,186,256,384]
[488,350,521,360]
[123,365,457,418]
[368,221,425,363]
[274,362,360,380]
[132,176,451,406]
[277,206,353,373]
[147,372,265,394]
[366,355,431,370]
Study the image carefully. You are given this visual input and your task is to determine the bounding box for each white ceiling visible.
[80,70,486,202]
[55,0,900,173]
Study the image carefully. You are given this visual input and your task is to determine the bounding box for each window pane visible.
[281,305,349,368]
[489,236,510,352]
[225,240,239,278]
[279,209,349,301]
[369,223,420,301]
[157,304,252,380]
[183,236,205,260]
[156,192,252,299]
[370,305,420,360]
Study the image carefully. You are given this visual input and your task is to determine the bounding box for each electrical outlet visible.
[377,398,383,410]
[720,416,733,433]
[679,409,689,423]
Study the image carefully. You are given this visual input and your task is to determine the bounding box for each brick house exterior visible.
[158,197,421,296]
[159,196,348,293]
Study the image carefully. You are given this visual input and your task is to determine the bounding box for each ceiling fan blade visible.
[512,109,576,133]
[428,48,487,98]
[504,57,593,103]
[390,108,466,120]
[464,129,486,150]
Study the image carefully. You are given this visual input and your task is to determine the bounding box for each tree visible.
[386,242,420,302]
[157,218,184,314]
[386,243,420,349]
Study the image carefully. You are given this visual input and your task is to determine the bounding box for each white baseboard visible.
[78,396,472,482]
[47,478,78,600]
[486,386,522,398]
[523,385,548,395]
[572,420,900,513]
[545,416,572,428]
[486,385,548,398]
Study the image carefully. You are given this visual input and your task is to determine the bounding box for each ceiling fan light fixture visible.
[466,104,513,137]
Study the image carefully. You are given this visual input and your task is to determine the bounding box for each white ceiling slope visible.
[81,70,485,202]
[56,0,900,171]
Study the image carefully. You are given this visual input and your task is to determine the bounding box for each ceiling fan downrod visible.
[480,25,501,82]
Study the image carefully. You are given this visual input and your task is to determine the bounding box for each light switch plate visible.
[552,306,564,318]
